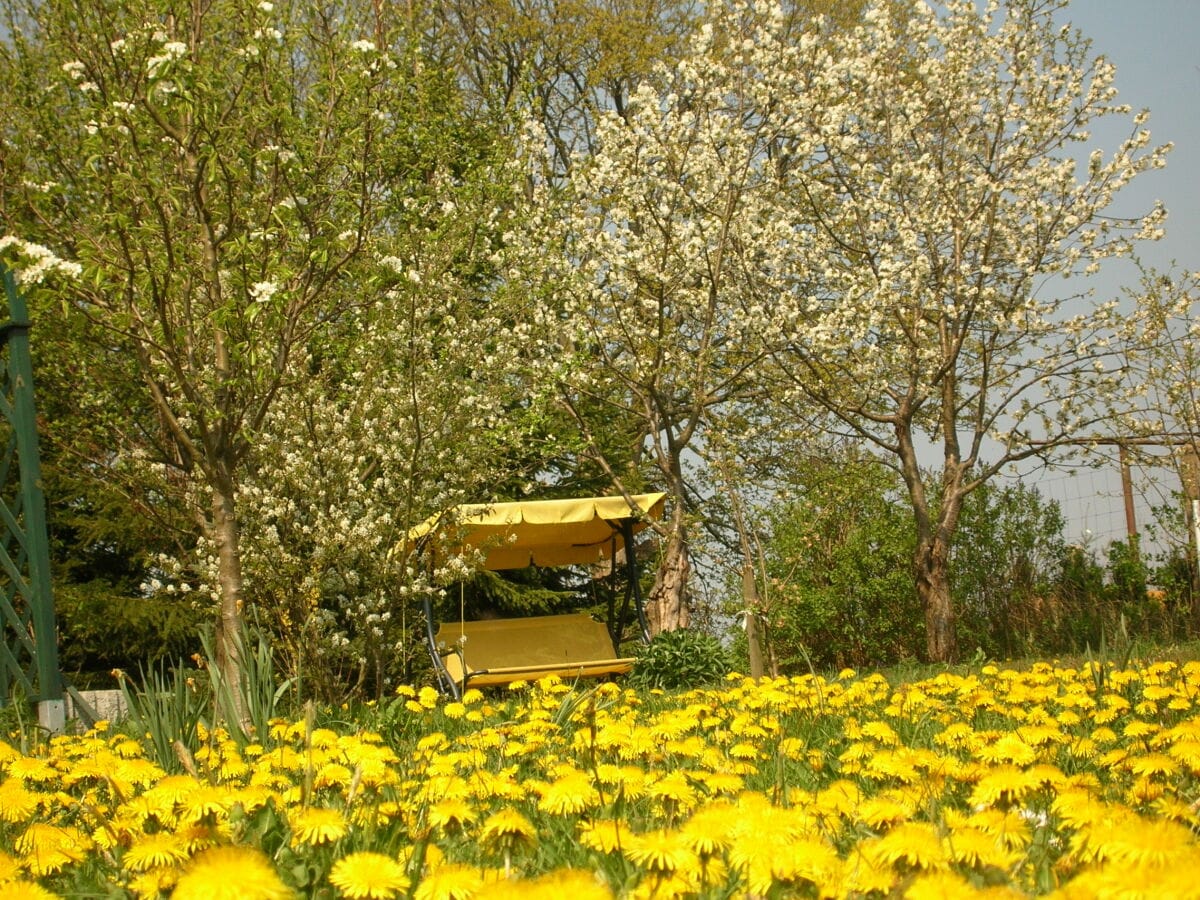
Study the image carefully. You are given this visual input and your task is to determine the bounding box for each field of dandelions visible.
[3,657,1200,899]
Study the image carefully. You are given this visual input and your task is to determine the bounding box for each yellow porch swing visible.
[404,493,665,698]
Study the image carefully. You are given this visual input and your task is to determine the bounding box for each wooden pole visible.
[1182,446,1200,613]
[1119,443,1138,542]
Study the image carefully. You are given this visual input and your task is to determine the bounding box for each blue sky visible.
[1065,0,1200,274]
[1018,1,1200,556]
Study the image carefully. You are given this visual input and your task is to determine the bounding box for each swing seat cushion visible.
[434,613,636,688]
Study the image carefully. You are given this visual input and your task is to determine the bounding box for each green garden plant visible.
[628,628,732,691]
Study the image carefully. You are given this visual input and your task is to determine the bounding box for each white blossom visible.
[146,41,187,78]
[249,281,278,303]
[0,235,82,284]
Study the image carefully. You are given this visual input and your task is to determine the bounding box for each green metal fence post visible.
[0,262,63,725]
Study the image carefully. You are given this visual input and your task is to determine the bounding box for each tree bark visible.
[211,477,249,727]
[915,533,958,663]
[897,423,966,664]
[647,525,691,635]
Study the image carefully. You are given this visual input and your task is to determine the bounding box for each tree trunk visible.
[896,421,965,664]
[647,527,690,635]
[743,560,765,679]
[211,479,249,726]
[915,533,958,663]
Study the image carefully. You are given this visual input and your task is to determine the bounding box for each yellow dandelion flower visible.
[113,757,166,790]
[727,834,780,896]
[863,749,921,784]
[861,721,900,746]
[1076,813,1196,869]
[945,826,1020,870]
[412,862,484,900]
[839,741,874,764]
[856,794,913,829]
[624,829,699,875]
[0,850,22,883]
[1097,748,1129,769]
[648,771,697,807]
[535,771,599,816]
[967,808,1032,851]
[144,773,199,812]
[17,824,90,876]
[0,742,21,775]
[1166,739,1200,773]
[905,869,1017,899]
[0,880,60,899]
[174,823,220,854]
[428,798,476,832]
[817,779,862,817]
[1069,736,1098,760]
[579,818,630,854]
[308,728,340,749]
[479,808,537,854]
[771,835,841,888]
[329,852,410,899]
[1124,719,1158,739]
[1052,789,1109,831]
[1152,794,1200,827]
[707,768,750,793]
[868,821,948,870]
[1127,775,1166,805]
[309,763,350,787]
[837,845,896,896]
[122,832,189,872]
[1091,726,1119,744]
[128,865,179,899]
[969,765,1041,809]
[178,784,231,823]
[725,742,761,760]
[977,733,1037,766]
[173,846,292,900]
[1126,752,1180,778]
[0,778,40,823]
[474,870,613,900]
[680,802,736,856]
[6,757,57,783]
[289,806,348,847]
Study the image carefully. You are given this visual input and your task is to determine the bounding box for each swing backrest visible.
[434,613,635,689]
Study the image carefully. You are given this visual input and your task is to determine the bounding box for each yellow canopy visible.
[406,492,666,570]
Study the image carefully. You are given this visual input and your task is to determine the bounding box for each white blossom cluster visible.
[1115,269,1200,484]
[515,0,1171,483]
[0,236,82,285]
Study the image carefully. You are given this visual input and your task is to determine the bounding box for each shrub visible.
[628,628,731,691]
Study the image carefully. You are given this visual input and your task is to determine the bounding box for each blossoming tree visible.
[513,54,788,632]
[538,0,1170,657]
[512,1,871,634]
[0,0,451,699]
[756,0,1170,661]
[1116,266,1200,607]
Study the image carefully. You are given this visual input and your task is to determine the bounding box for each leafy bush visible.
[56,581,205,685]
[628,628,731,691]
[759,455,922,672]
